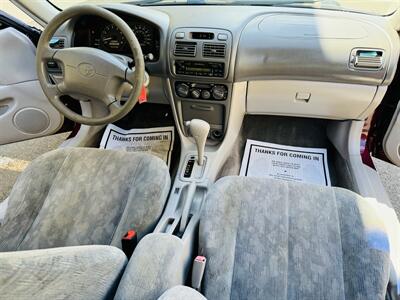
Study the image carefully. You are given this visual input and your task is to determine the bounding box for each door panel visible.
[0,27,63,145]
[383,101,400,166]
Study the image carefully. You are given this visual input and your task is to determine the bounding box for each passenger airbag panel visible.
[236,13,399,86]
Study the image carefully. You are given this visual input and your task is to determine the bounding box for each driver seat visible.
[0,147,171,251]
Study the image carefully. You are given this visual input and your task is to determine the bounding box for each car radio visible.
[174,60,225,78]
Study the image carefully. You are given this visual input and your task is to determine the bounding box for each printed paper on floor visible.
[100,124,174,167]
[239,140,331,186]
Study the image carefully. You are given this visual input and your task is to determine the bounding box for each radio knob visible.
[212,85,227,100]
[201,90,211,100]
[191,89,201,99]
[176,83,190,98]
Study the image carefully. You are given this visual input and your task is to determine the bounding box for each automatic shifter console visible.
[181,119,210,180]
[187,119,210,166]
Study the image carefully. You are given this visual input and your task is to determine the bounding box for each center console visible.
[169,27,233,141]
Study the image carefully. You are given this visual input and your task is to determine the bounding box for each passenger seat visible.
[196,177,391,299]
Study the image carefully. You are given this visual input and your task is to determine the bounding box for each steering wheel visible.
[36,5,145,126]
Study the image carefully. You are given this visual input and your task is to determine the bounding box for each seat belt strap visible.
[0,197,9,225]
[121,230,137,259]
[191,255,207,291]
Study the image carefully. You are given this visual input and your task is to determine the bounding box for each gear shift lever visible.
[187,119,210,166]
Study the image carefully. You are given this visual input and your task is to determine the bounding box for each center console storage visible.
[169,27,233,141]
[181,101,225,140]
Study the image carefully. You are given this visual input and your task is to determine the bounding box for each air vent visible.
[203,43,226,58]
[50,37,65,49]
[174,41,196,57]
[351,49,383,70]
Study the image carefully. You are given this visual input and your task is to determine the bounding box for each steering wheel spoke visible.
[42,46,58,60]
[125,67,136,84]
[108,100,123,114]
[44,80,66,100]
[111,63,127,81]
[98,94,121,113]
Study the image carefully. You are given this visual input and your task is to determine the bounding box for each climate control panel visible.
[175,82,228,101]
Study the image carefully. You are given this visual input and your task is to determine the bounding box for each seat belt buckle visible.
[191,255,206,291]
[121,230,137,259]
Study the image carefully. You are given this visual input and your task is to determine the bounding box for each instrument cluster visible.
[73,13,160,62]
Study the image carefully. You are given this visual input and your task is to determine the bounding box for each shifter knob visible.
[187,119,210,166]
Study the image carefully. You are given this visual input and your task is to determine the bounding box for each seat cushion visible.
[0,148,170,251]
[0,245,127,299]
[200,177,390,300]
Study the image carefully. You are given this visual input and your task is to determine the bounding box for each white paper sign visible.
[239,140,331,186]
[100,124,174,167]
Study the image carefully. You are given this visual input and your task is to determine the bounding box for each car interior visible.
[0,0,400,299]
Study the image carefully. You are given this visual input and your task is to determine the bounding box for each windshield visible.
[49,0,399,16]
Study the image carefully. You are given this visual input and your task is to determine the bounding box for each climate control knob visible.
[212,85,227,100]
[176,83,190,98]
[201,90,211,100]
[191,89,201,99]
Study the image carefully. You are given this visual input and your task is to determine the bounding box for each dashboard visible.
[53,4,400,139]
[73,13,160,62]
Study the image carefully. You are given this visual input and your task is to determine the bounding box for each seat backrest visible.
[199,177,390,300]
[0,148,170,251]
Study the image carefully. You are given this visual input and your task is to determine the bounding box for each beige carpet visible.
[373,157,400,218]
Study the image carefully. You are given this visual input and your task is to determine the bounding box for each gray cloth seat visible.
[115,233,187,300]
[0,147,170,251]
[0,245,127,299]
[197,177,390,300]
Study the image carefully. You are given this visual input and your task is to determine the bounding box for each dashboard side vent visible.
[351,49,384,70]
[203,43,226,58]
[174,41,196,57]
[50,37,66,49]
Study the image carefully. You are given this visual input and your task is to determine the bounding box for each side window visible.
[0,1,43,29]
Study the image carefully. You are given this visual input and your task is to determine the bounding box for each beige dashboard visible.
[56,4,400,121]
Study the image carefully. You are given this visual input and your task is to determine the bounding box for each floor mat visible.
[217,115,356,191]
[0,132,70,202]
[373,157,400,218]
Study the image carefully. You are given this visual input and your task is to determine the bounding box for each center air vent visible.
[203,43,226,58]
[174,41,197,57]
[350,49,384,70]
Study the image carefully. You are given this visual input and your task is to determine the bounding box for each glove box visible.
[246,80,382,120]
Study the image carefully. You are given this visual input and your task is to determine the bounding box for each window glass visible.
[0,1,42,28]
[48,0,399,16]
